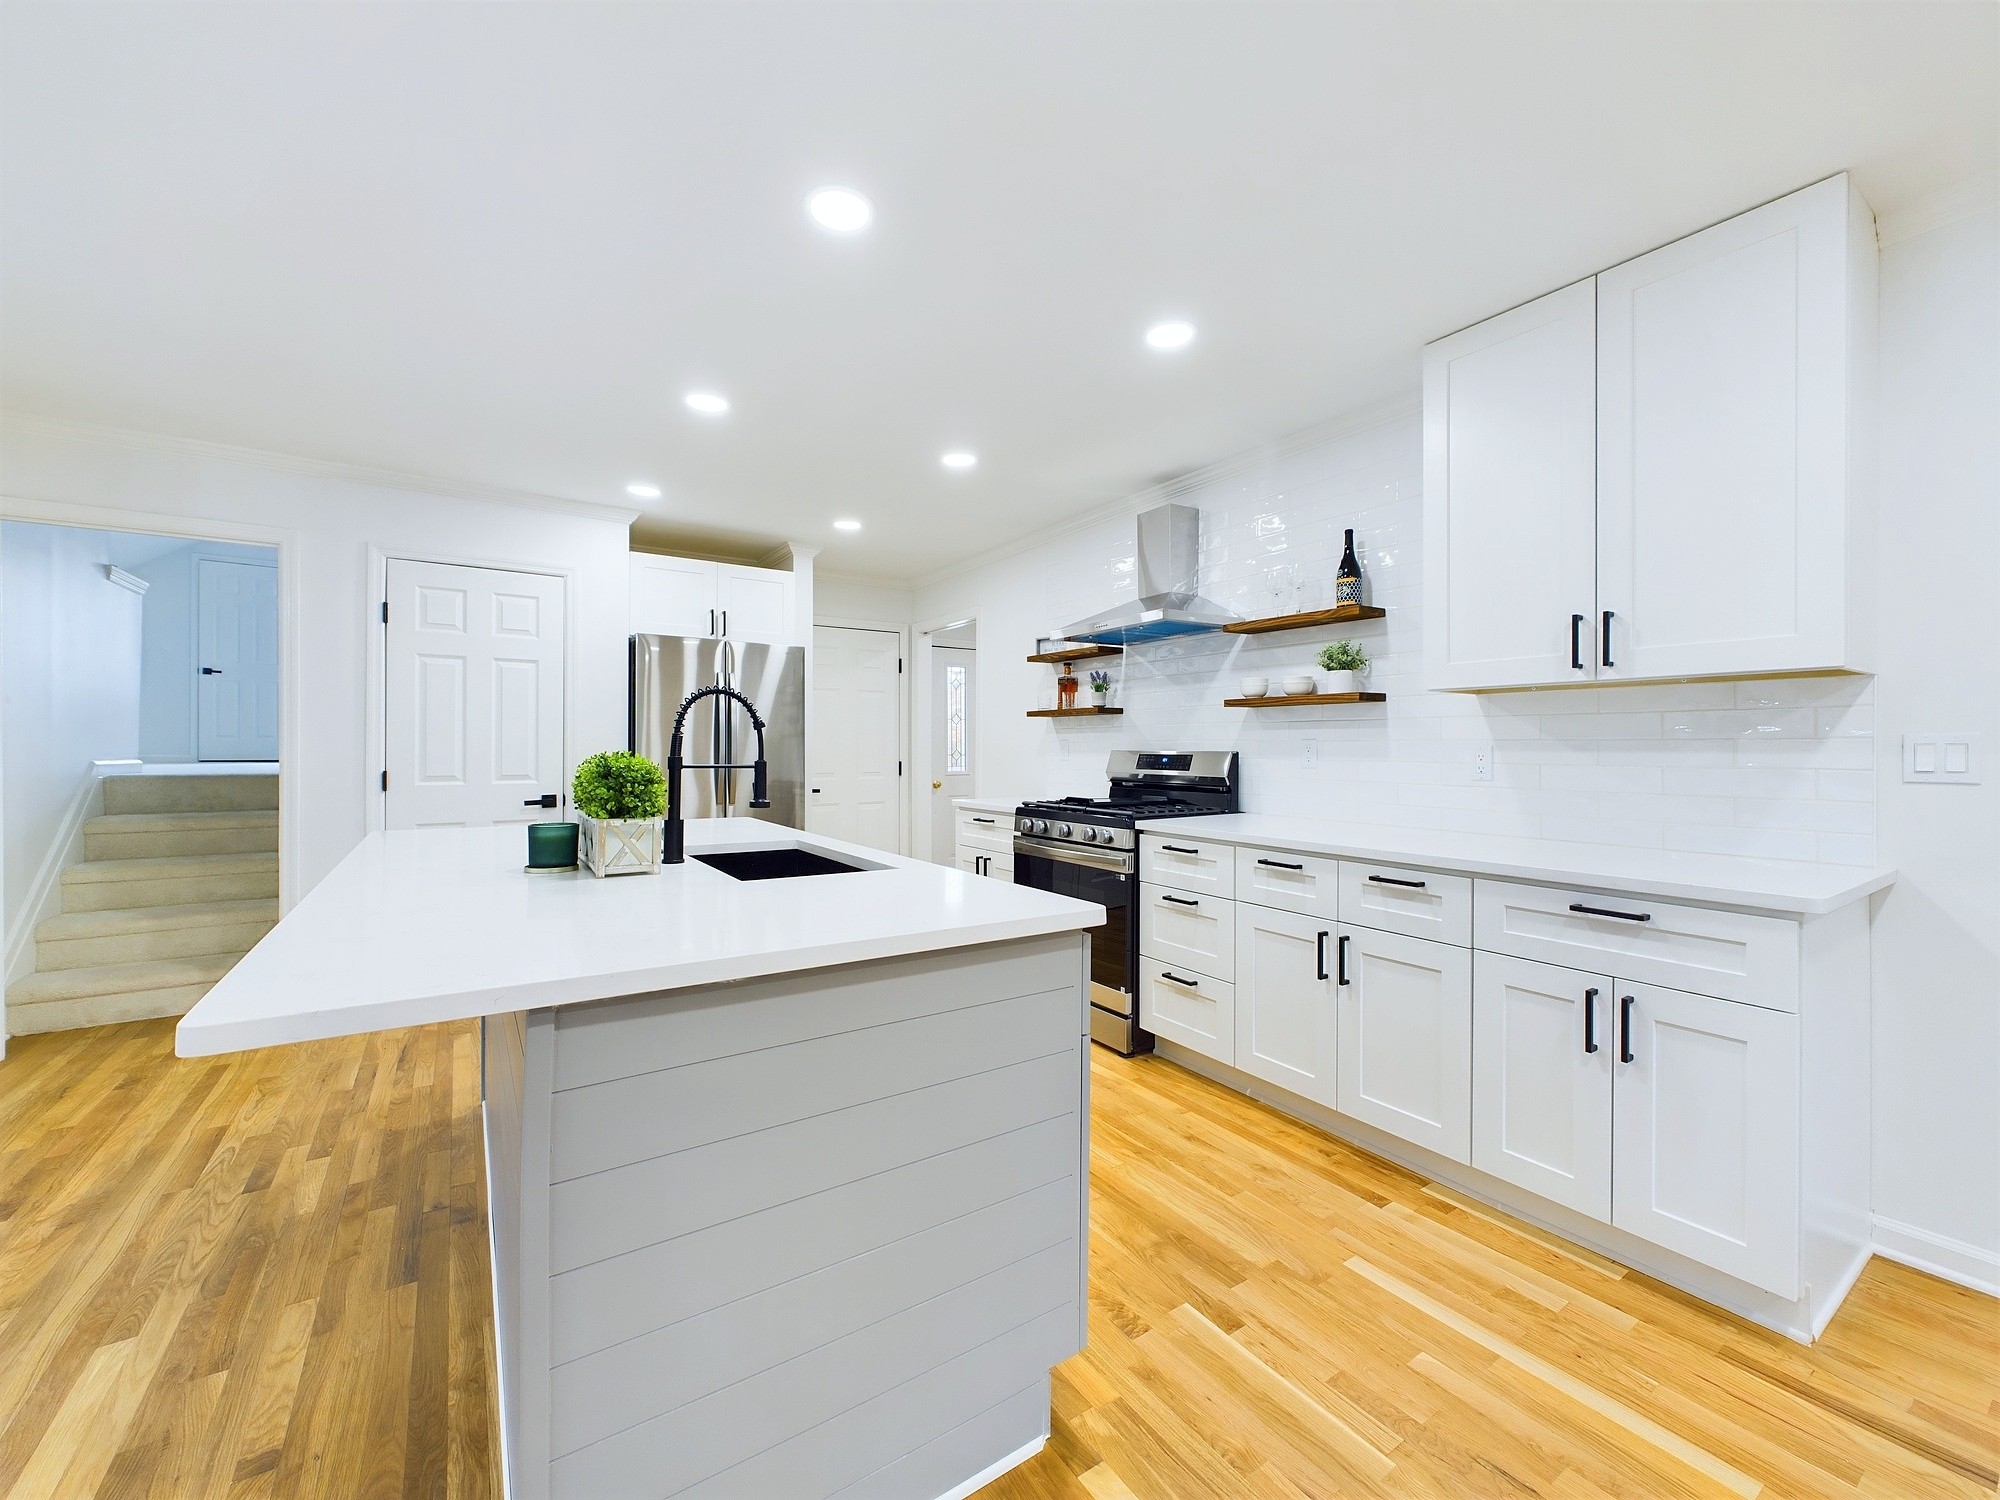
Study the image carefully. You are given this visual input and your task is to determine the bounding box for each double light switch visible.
[1902,733,1981,785]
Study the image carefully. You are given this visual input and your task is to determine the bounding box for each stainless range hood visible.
[1060,503,1238,644]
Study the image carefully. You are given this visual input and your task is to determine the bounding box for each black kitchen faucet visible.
[664,685,770,864]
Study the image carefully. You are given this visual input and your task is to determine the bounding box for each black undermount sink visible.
[693,848,874,881]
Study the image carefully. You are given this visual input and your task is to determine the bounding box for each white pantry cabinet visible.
[630,553,797,644]
[1233,903,1338,1107]
[1335,926,1474,1163]
[1423,174,1875,690]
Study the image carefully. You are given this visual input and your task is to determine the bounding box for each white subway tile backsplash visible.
[935,409,1878,866]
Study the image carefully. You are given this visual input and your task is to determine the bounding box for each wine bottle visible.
[1335,528,1363,606]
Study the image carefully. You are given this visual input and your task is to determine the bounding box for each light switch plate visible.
[1902,733,1980,784]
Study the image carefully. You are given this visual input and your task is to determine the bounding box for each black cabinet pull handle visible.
[1601,610,1615,668]
[1160,893,1198,907]
[200,666,224,676]
[1160,844,1200,855]
[1159,970,1200,989]
[1315,931,1329,981]
[972,816,996,824]
[1368,874,1426,889]
[1569,902,1651,923]
[1619,994,1635,1064]
[1337,933,1351,986]
[1258,859,1304,871]
[1570,613,1586,670]
[1583,987,1599,1054]
[522,793,558,808]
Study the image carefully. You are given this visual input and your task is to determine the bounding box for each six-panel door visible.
[1471,953,1614,1221]
[1335,927,1473,1162]
[1233,904,1337,1107]
[1609,980,1801,1297]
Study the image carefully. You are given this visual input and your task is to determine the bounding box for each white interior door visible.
[806,625,902,853]
[385,559,566,829]
[1335,926,1474,1163]
[195,558,280,761]
[929,646,976,863]
[1471,953,1614,1220]
[1234,903,1338,1107]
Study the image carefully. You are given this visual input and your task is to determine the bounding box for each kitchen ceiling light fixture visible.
[684,391,730,415]
[806,186,873,234]
[833,518,863,532]
[1144,320,1197,351]
[625,482,662,499]
[940,451,977,470]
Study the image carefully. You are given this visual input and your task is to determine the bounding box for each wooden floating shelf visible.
[1027,706,1125,718]
[1225,692,1386,708]
[1026,644,1124,664]
[1224,604,1386,635]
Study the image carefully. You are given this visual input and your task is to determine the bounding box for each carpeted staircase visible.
[6,773,278,1034]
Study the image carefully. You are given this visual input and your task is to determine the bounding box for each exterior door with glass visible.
[930,645,975,862]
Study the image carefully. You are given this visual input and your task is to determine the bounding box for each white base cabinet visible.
[1232,904,1338,1107]
[955,808,1014,882]
[1336,927,1473,1164]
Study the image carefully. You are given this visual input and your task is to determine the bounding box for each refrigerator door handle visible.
[718,641,734,809]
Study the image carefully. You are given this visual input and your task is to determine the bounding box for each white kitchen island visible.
[178,819,1103,1500]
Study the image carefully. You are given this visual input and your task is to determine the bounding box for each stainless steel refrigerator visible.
[630,634,807,827]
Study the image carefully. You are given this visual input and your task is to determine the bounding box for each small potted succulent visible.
[573,750,668,876]
[1088,668,1112,706]
[1316,639,1370,696]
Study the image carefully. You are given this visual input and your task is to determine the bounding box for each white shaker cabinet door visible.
[1423,278,1599,690]
[1595,175,1864,681]
[1233,904,1338,1108]
[1335,928,1473,1162]
[1610,981,1801,1297]
[630,553,719,638]
[717,563,794,644]
[1471,954,1614,1221]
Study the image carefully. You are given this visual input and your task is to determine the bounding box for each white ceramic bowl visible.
[1282,674,1316,696]
[1239,677,1269,698]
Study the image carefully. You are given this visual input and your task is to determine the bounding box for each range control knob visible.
[1029,819,1047,835]
[1053,823,1073,839]
[1086,827,1107,843]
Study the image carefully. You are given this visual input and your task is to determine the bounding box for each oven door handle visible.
[1012,836,1136,873]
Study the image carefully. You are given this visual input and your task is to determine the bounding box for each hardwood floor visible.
[0,1020,1992,1499]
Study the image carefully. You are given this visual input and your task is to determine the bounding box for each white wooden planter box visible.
[580,816,663,877]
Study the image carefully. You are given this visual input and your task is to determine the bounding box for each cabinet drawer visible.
[1140,886,1235,982]
[1473,879,1797,1010]
[1338,862,1472,946]
[955,811,1012,854]
[956,850,1013,882]
[1236,846,1339,920]
[1140,961,1235,1065]
[1140,836,1236,899]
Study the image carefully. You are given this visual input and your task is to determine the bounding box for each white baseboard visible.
[935,1436,1046,1500]
[3,760,141,989]
[1872,1215,2000,1298]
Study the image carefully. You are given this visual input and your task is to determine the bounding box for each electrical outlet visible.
[1303,739,1318,769]
[1059,736,1071,761]
[1472,743,1494,783]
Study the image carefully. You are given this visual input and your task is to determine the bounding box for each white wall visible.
[815,573,913,625]
[1867,192,1999,1285]
[132,538,278,762]
[1,521,144,934]
[0,425,635,909]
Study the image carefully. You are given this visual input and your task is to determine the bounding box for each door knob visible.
[523,793,558,808]
[932,780,943,790]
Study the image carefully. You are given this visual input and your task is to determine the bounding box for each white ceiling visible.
[2,3,1993,580]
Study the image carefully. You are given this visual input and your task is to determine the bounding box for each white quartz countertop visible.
[951,797,1020,815]
[1138,814,1893,916]
[176,820,1102,1057]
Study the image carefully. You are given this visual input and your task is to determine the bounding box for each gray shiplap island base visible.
[177,821,1104,1500]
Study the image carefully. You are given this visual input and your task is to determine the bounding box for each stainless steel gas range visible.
[1012,751,1239,1054]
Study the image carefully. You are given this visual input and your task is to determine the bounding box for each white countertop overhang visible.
[1138,814,1893,917]
[177,820,1102,1057]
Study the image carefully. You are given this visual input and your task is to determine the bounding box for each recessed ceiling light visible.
[625,482,662,499]
[807,186,873,234]
[1144,320,1196,351]
[941,451,977,470]
[833,518,863,532]
[684,391,730,415]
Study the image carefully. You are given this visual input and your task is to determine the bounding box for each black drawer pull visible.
[1569,902,1651,923]
[1160,844,1201,855]
[1619,994,1635,1063]
[1368,874,1426,889]
[1583,987,1599,1054]
[1160,893,1198,907]
[1158,970,1201,989]
[972,816,996,824]
[1257,858,1304,871]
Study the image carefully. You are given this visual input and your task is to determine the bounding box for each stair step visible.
[60,853,278,912]
[84,810,278,860]
[38,898,279,941]
[102,773,279,815]
[34,899,277,971]
[8,953,241,1005]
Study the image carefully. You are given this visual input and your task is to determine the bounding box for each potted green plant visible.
[1316,639,1370,695]
[573,750,668,876]
[1088,668,1112,706]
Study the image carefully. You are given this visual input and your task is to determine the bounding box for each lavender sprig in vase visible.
[1088,669,1112,708]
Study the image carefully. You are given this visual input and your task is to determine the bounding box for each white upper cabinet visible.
[630,554,798,643]
[1597,176,1873,681]
[1423,279,1599,689]
[1423,175,1875,691]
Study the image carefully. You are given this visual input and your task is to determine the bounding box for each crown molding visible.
[0,411,641,527]
[1876,171,1998,249]
[911,391,1420,592]
[104,565,150,595]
